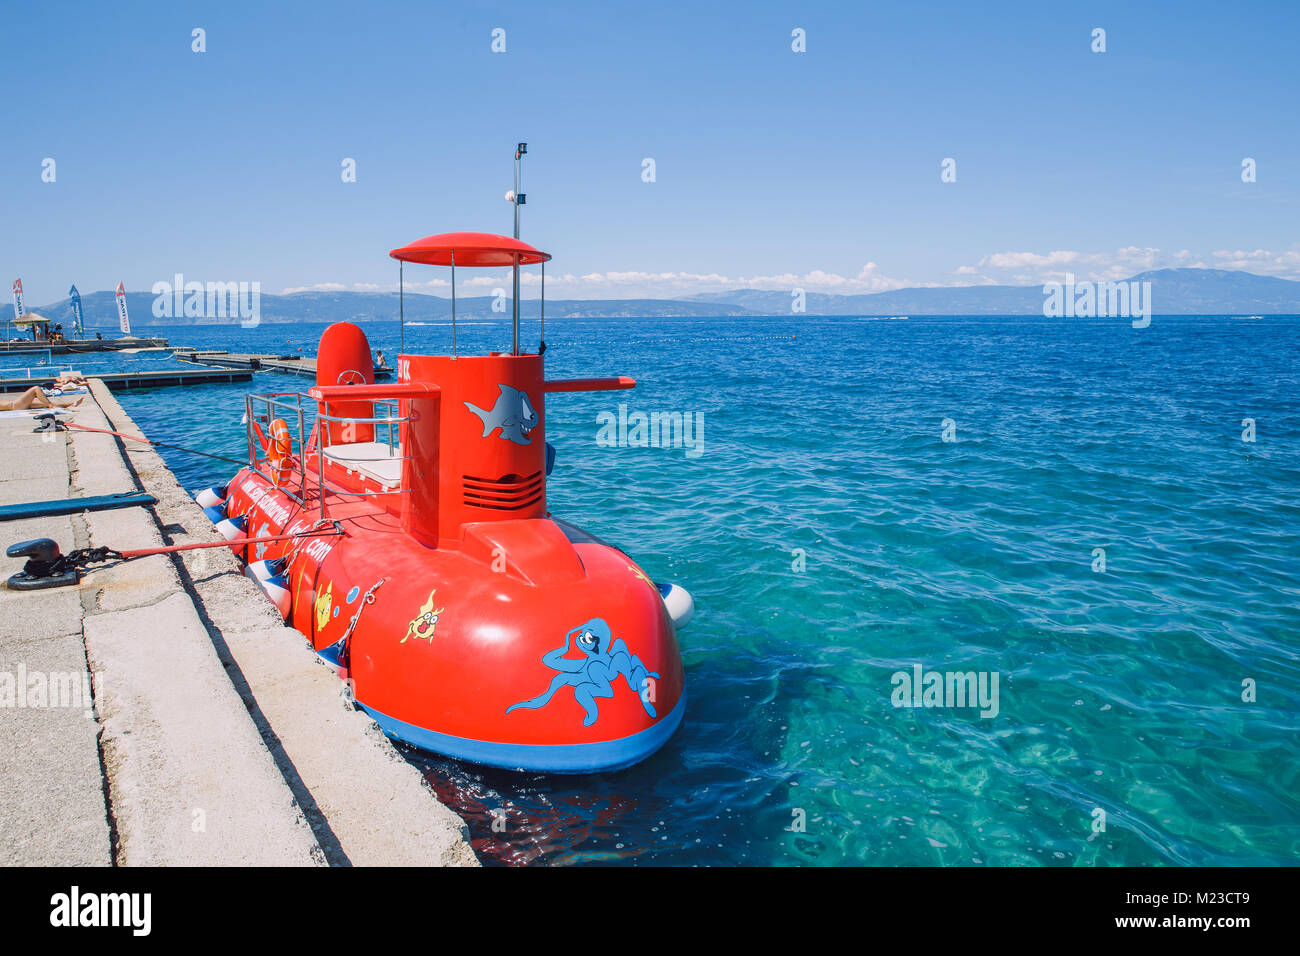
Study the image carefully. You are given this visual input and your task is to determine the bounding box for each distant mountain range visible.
[13,291,758,329]
[12,269,1299,328]
[677,269,1300,316]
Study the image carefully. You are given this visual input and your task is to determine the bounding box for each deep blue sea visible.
[38,314,1299,866]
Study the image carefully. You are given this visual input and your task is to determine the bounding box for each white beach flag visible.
[115,281,132,334]
[11,279,24,320]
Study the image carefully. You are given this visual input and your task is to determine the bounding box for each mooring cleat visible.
[31,414,66,434]
[5,537,80,591]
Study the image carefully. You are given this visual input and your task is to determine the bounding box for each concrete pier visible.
[0,382,476,866]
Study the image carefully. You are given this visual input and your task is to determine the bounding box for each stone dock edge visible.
[0,380,478,867]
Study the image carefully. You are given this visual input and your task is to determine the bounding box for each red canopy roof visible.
[389,232,551,267]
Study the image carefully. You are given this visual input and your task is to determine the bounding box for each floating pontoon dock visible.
[0,368,253,392]
[0,337,169,354]
[174,349,393,380]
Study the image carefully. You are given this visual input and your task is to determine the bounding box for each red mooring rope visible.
[116,528,344,560]
[55,424,339,560]
[62,421,249,466]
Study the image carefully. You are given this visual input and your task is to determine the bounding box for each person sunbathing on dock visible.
[42,371,89,394]
[43,371,89,390]
[0,386,85,411]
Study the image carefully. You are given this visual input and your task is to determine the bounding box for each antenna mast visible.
[510,142,527,355]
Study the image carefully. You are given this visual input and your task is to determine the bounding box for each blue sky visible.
[3,0,1298,302]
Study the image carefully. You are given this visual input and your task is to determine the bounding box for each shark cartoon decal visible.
[464,384,539,445]
[507,618,660,727]
[402,589,446,644]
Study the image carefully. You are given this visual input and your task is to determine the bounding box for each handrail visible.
[309,382,441,402]
[245,392,310,508]
[243,390,417,518]
[315,412,411,427]
[312,388,423,519]
[242,384,435,520]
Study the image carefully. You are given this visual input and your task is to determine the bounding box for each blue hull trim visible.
[316,642,344,668]
[356,694,686,774]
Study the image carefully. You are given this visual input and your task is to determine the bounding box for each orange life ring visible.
[269,418,293,457]
[267,418,294,486]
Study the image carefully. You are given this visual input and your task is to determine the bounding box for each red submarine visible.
[197,146,691,772]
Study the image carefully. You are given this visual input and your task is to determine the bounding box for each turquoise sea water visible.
[89,314,1299,866]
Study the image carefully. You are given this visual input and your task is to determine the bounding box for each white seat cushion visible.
[322,441,402,488]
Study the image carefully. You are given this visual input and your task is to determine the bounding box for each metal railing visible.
[372,399,403,452]
[244,391,413,520]
[0,361,114,379]
[244,392,313,508]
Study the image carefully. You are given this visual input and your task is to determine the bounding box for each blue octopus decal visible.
[507,618,660,727]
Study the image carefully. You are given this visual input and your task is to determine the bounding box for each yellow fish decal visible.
[627,564,657,593]
[315,581,333,632]
[402,589,446,644]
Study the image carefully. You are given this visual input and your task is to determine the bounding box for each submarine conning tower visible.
[310,231,633,549]
[402,349,548,547]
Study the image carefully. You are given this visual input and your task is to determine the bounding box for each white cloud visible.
[980,250,1083,270]
[963,245,1300,285]
[1208,248,1300,275]
[279,280,444,294]
[280,282,349,293]
[389,265,920,299]
[527,263,917,297]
